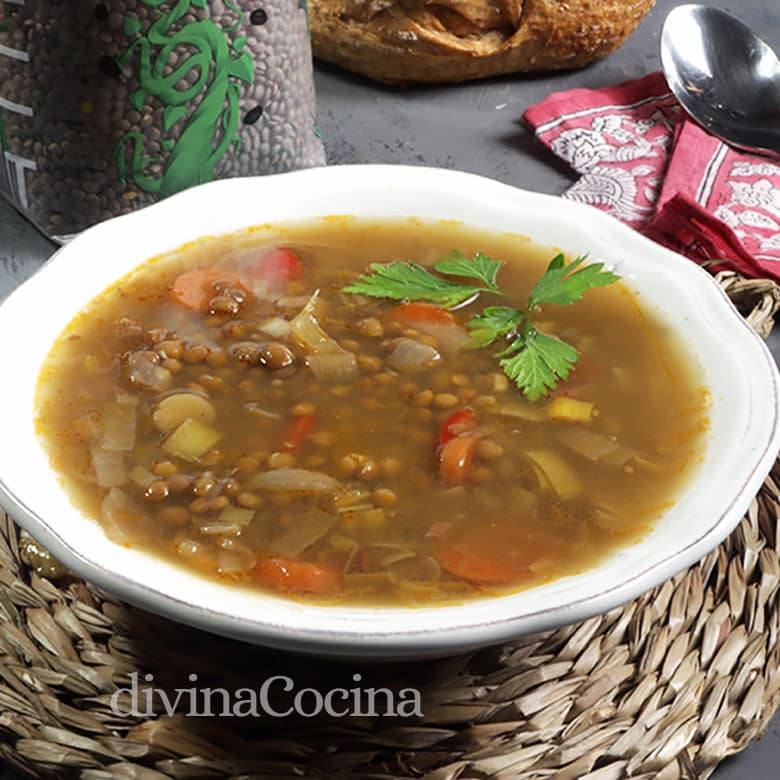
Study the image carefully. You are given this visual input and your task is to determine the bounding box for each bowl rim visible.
[1,164,778,658]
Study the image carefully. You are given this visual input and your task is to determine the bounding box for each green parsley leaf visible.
[467,306,525,348]
[342,261,486,308]
[434,251,503,293]
[499,330,579,402]
[342,249,620,402]
[529,254,621,309]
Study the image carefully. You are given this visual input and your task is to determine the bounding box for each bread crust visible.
[311,0,656,84]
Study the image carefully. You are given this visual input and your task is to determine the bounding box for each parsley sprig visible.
[344,251,619,401]
[343,251,504,308]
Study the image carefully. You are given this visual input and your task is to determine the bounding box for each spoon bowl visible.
[661,4,780,158]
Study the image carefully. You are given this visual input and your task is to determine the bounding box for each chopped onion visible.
[91,445,127,488]
[425,521,452,539]
[525,450,581,499]
[153,393,216,434]
[557,428,620,461]
[175,537,215,568]
[333,488,371,509]
[328,533,360,573]
[129,464,155,488]
[490,401,542,422]
[409,322,470,357]
[218,506,255,527]
[269,512,336,557]
[343,572,393,591]
[307,353,358,381]
[258,317,293,339]
[290,291,346,355]
[100,488,144,544]
[196,521,242,536]
[127,352,172,392]
[250,468,341,494]
[243,402,281,419]
[276,295,311,309]
[217,549,257,576]
[376,549,416,568]
[386,338,441,370]
[102,400,136,451]
[389,555,442,582]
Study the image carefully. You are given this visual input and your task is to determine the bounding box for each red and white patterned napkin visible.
[524,72,780,282]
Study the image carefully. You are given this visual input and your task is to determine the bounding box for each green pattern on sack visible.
[114,0,254,198]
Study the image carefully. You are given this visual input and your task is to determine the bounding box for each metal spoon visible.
[660,4,780,159]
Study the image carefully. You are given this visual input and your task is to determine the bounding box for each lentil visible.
[268,451,296,469]
[433,393,459,409]
[373,488,398,508]
[358,317,383,338]
[144,480,170,503]
[237,492,262,509]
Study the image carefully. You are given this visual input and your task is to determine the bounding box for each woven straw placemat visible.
[1,273,779,780]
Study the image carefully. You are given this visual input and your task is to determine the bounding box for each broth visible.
[35,219,709,605]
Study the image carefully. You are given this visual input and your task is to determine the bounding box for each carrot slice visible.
[439,408,476,446]
[253,557,341,595]
[281,414,316,452]
[241,248,303,293]
[438,434,478,483]
[389,302,458,325]
[170,269,247,312]
[434,523,557,584]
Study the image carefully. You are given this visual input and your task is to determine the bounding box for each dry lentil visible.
[152,460,178,478]
[200,374,225,392]
[223,479,241,497]
[476,439,504,461]
[451,373,470,386]
[206,349,229,368]
[236,455,260,474]
[433,393,459,409]
[358,461,379,481]
[144,480,170,503]
[358,317,383,338]
[259,343,295,371]
[156,341,182,360]
[192,475,218,497]
[339,454,361,477]
[237,492,262,509]
[168,474,193,493]
[210,495,230,511]
[268,451,296,469]
[158,507,190,526]
[381,457,403,477]
[357,355,383,373]
[183,345,210,364]
[414,389,434,406]
[163,358,183,373]
[373,488,398,508]
[472,466,494,483]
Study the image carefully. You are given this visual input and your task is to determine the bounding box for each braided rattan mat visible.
[1,274,780,780]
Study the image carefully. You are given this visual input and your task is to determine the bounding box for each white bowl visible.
[0,166,778,659]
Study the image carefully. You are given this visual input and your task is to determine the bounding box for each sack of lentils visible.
[0,0,325,239]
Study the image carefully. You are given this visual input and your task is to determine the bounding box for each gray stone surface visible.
[0,0,778,776]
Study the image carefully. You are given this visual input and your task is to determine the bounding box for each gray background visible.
[1,0,778,775]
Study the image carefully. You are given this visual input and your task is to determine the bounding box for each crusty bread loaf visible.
[310,0,656,84]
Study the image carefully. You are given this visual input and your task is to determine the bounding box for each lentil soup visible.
[35,219,709,605]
